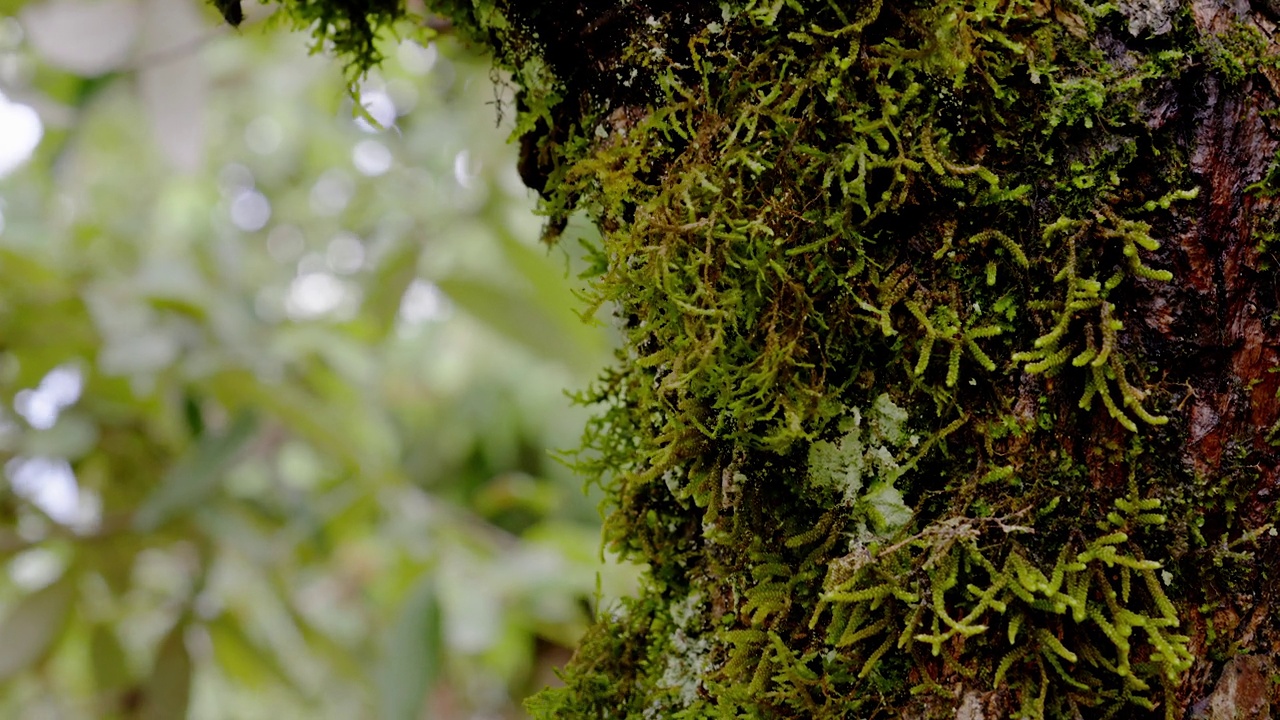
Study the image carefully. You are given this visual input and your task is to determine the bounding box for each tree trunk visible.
[401,1,1280,717]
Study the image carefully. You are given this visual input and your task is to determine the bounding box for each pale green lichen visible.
[805,395,915,531]
[646,592,713,718]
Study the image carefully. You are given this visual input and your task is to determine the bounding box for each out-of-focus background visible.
[0,2,631,718]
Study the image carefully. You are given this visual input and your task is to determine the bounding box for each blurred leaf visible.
[210,371,375,475]
[139,623,191,720]
[496,232,583,313]
[20,414,99,459]
[90,624,132,693]
[275,327,375,385]
[377,573,442,720]
[133,411,259,531]
[0,573,76,681]
[436,275,591,371]
[500,231,607,364]
[277,581,368,681]
[145,296,209,321]
[0,247,67,290]
[362,241,422,340]
[208,615,296,691]
[435,231,607,373]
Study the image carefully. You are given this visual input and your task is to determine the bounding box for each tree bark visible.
[343,0,1280,717]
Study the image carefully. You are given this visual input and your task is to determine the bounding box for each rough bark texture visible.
[283,0,1280,717]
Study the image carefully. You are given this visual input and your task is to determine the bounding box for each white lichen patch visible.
[644,592,712,718]
[806,407,868,501]
[670,590,702,627]
[871,393,910,445]
[806,394,914,532]
[862,482,912,530]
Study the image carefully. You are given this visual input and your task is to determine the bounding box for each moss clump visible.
[522,1,1214,715]
[809,486,1191,718]
[251,0,1280,717]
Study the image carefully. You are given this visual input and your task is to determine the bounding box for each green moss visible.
[807,488,1191,717]
[528,1,1208,709]
[250,0,1274,717]
[512,1,1207,715]
[1205,20,1280,84]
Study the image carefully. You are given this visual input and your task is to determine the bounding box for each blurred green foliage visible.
[0,2,632,718]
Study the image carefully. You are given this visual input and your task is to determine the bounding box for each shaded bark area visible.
[1151,11,1280,712]
[1171,1,1280,459]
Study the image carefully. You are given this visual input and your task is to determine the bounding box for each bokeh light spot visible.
[229,189,271,232]
[310,169,354,216]
[218,162,255,195]
[267,224,306,262]
[453,149,480,189]
[326,232,365,274]
[14,365,83,430]
[0,91,43,178]
[286,272,345,318]
[352,139,392,176]
[397,40,437,75]
[6,456,80,526]
[399,279,451,326]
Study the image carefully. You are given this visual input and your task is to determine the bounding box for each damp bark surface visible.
[278,1,1280,717]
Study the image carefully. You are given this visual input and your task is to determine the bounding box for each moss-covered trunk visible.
[278,0,1280,716]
